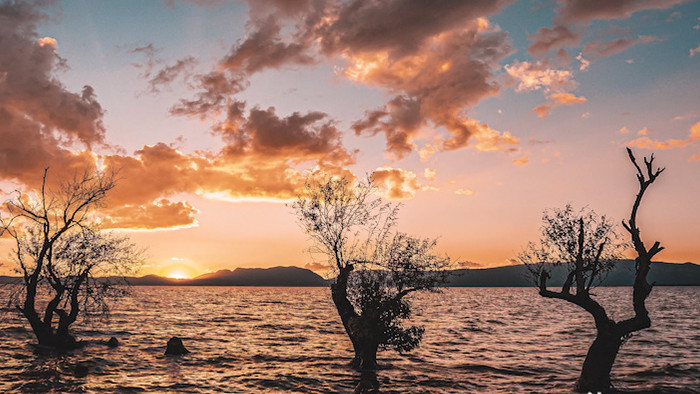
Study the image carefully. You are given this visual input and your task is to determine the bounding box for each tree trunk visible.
[331,265,380,370]
[354,370,380,393]
[356,340,378,370]
[22,306,78,350]
[576,329,622,393]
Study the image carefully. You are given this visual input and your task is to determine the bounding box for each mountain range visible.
[0,261,698,287]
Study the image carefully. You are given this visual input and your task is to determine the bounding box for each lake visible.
[0,287,698,393]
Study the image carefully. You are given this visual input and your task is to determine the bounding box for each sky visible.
[0,0,698,278]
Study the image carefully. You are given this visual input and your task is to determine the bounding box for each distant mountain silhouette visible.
[0,261,697,287]
[121,266,327,286]
[445,260,700,287]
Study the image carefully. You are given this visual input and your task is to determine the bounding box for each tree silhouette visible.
[1,168,142,350]
[292,174,450,369]
[520,148,664,392]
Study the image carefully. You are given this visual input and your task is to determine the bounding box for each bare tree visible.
[292,175,451,370]
[1,168,142,350]
[519,148,664,392]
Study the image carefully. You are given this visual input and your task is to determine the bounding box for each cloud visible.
[147,56,197,93]
[162,0,227,9]
[689,155,700,162]
[528,25,581,56]
[0,2,105,148]
[219,15,316,75]
[318,0,512,58]
[504,60,576,93]
[371,167,425,200]
[455,188,475,196]
[550,92,587,105]
[220,104,356,165]
[513,156,529,166]
[0,1,106,187]
[441,119,519,152]
[531,92,587,118]
[351,96,422,159]
[691,121,700,139]
[345,23,516,158]
[304,262,330,272]
[555,0,686,24]
[104,142,318,205]
[666,11,682,21]
[457,260,483,268]
[0,1,363,232]
[583,35,659,60]
[424,168,437,180]
[101,199,199,230]
[175,0,519,159]
[526,0,682,72]
[627,121,700,150]
[576,52,590,70]
[690,43,700,57]
[627,137,690,149]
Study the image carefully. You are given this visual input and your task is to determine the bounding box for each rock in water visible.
[165,336,189,355]
[107,337,119,348]
[75,362,89,377]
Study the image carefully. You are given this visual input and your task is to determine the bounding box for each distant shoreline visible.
[2,261,698,287]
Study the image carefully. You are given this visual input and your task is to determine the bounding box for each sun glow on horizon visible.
[166,268,192,280]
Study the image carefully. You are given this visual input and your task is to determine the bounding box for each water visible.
[0,287,698,393]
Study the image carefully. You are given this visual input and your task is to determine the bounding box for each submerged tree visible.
[520,148,664,392]
[292,175,451,370]
[1,169,142,350]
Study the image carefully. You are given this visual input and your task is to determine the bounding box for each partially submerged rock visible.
[165,336,189,355]
[107,337,119,348]
[74,362,90,378]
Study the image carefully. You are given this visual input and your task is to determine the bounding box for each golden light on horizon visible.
[166,268,191,280]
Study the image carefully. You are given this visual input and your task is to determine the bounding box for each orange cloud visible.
[101,199,199,231]
[627,137,690,150]
[550,92,587,105]
[457,260,483,268]
[532,104,553,118]
[371,167,425,200]
[346,23,516,158]
[691,43,700,57]
[304,262,330,273]
[531,92,587,118]
[424,168,437,180]
[175,1,519,160]
[691,121,700,139]
[627,121,700,150]
[455,188,475,196]
[513,156,529,166]
[504,60,576,93]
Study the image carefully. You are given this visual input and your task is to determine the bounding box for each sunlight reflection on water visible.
[0,287,698,393]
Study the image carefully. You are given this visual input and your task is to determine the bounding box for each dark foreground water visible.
[0,287,698,393]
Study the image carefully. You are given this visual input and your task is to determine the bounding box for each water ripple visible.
[0,286,698,393]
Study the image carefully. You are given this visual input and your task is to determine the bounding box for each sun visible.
[166,268,191,280]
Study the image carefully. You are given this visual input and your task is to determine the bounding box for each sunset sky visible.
[0,0,698,278]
